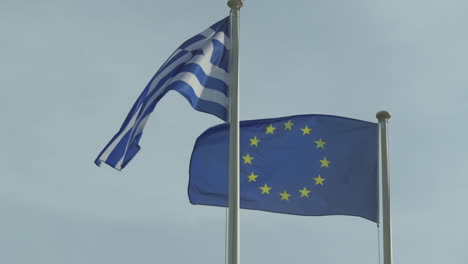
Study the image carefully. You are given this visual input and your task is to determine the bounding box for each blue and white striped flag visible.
[95,17,230,170]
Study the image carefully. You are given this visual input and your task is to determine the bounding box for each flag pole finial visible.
[227,0,244,9]
[376,111,391,122]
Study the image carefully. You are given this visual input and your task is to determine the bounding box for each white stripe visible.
[176,31,230,55]
[210,31,230,50]
[199,27,216,38]
[97,103,143,163]
[191,33,228,81]
[147,52,192,92]
[131,114,150,144]
[114,114,150,170]
[200,27,231,49]
[158,32,229,87]
[164,28,216,64]
[164,30,230,67]
[169,71,229,106]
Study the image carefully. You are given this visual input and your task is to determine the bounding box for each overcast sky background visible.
[1,0,467,263]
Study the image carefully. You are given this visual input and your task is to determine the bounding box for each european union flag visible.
[189,115,379,222]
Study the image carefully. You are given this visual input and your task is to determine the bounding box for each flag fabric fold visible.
[95,17,230,170]
[189,114,379,222]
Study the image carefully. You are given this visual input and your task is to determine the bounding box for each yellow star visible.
[284,120,294,130]
[301,125,312,135]
[298,187,311,198]
[279,190,291,200]
[315,138,326,149]
[265,124,276,134]
[249,136,260,147]
[247,172,258,182]
[242,154,254,164]
[313,175,325,185]
[320,157,331,167]
[259,184,272,194]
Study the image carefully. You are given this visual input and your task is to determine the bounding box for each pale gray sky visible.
[1,0,467,263]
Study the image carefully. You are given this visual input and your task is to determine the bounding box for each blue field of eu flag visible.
[189,114,379,222]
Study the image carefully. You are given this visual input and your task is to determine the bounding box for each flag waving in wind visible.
[189,115,379,222]
[95,17,230,170]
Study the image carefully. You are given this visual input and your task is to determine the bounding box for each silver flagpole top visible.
[376,111,391,122]
[227,0,244,9]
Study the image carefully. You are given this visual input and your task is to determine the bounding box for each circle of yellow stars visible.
[241,120,333,201]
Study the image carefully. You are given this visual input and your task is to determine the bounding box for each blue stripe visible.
[210,17,229,38]
[155,50,189,76]
[135,77,228,137]
[178,34,206,50]
[156,50,228,95]
[101,130,132,169]
[210,39,229,72]
[96,123,144,170]
[170,81,227,120]
[146,62,185,101]
[139,66,229,123]
[117,88,148,131]
[181,63,228,94]
[149,49,202,98]
[193,97,228,121]
[191,49,204,56]
[95,88,148,167]
[145,59,228,109]
[121,132,142,169]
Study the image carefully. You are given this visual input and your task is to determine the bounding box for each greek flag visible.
[95,17,230,170]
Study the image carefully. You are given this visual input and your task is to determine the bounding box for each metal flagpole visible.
[227,1,243,264]
[376,111,393,264]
